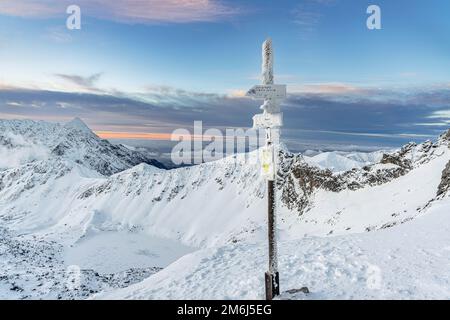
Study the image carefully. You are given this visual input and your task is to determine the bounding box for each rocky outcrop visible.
[437,161,450,197]
[279,156,409,214]
[436,129,450,197]
[280,160,338,213]
[379,143,414,169]
[279,133,449,215]
[441,129,450,142]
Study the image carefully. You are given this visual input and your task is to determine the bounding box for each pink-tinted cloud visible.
[0,0,240,23]
[0,0,62,17]
[288,83,366,95]
[0,82,17,90]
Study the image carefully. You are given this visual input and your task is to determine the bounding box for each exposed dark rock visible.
[440,129,450,142]
[279,134,447,215]
[380,143,414,169]
[286,287,310,295]
[437,161,450,196]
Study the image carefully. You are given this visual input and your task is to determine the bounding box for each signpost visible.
[252,113,283,131]
[246,38,286,300]
[247,84,287,100]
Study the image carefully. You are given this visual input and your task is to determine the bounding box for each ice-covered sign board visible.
[253,112,283,129]
[246,84,287,100]
[260,145,275,180]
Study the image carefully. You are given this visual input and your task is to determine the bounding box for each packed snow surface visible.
[64,231,195,274]
[100,198,450,300]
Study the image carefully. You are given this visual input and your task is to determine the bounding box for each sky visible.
[0,0,449,151]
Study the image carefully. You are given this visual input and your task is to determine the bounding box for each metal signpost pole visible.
[247,38,286,300]
[263,39,279,300]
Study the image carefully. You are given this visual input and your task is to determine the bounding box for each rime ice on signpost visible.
[246,38,286,300]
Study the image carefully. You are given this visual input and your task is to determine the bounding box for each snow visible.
[64,117,94,135]
[64,230,195,274]
[303,150,384,172]
[99,197,450,300]
[281,145,450,237]
[0,132,49,169]
[0,118,449,300]
[0,117,165,176]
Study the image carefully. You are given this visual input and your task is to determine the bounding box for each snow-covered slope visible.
[28,131,449,248]
[1,119,448,247]
[303,150,384,172]
[277,135,450,237]
[99,197,450,300]
[97,130,450,300]
[0,117,449,299]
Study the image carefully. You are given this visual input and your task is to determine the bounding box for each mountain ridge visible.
[0,118,449,299]
[0,118,166,175]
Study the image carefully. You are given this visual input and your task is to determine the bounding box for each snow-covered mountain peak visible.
[0,118,165,175]
[64,117,93,135]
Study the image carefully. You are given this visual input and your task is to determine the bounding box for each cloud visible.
[54,73,104,92]
[291,0,336,36]
[1,83,449,150]
[425,110,450,126]
[0,132,50,169]
[289,83,366,95]
[292,10,322,29]
[5,101,24,107]
[0,82,16,90]
[0,0,62,17]
[45,26,73,43]
[428,110,450,119]
[95,131,176,141]
[227,89,247,98]
[0,0,240,24]
[399,72,418,78]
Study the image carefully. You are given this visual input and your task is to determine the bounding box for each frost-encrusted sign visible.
[247,84,286,100]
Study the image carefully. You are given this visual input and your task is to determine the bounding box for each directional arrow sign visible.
[246,84,287,100]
